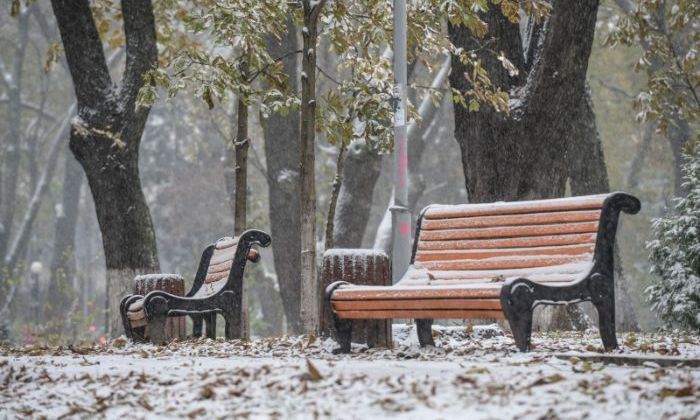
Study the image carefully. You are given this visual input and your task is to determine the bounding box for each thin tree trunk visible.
[261,21,303,334]
[46,153,84,329]
[625,124,653,191]
[234,95,250,340]
[324,141,346,250]
[668,115,691,195]
[299,0,326,334]
[0,9,29,263]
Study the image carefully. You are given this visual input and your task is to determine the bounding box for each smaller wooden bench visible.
[120,229,271,343]
[326,193,640,353]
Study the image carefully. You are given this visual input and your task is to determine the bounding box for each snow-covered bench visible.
[120,230,271,344]
[326,193,640,353]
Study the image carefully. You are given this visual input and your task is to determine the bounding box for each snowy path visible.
[1,326,699,419]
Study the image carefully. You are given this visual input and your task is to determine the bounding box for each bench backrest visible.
[192,236,259,298]
[405,194,611,286]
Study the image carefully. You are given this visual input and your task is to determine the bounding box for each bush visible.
[646,144,700,330]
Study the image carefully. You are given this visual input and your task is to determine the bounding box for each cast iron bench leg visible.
[590,273,618,350]
[332,316,353,354]
[416,319,435,347]
[205,313,217,339]
[191,314,203,338]
[500,281,535,352]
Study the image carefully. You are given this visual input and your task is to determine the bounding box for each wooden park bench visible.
[120,229,271,344]
[326,192,640,353]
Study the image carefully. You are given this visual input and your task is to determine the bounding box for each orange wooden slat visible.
[419,221,599,241]
[418,254,590,271]
[332,298,502,311]
[415,243,594,262]
[421,210,601,230]
[204,270,228,283]
[207,259,233,275]
[423,194,608,219]
[417,233,597,251]
[335,309,505,320]
[332,284,503,300]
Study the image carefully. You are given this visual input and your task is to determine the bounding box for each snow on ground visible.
[1,325,699,419]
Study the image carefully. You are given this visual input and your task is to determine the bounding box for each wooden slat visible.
[207,259,233,275]
[205,270,229,284]
[417,233,597,250]
[210,247,235,265]
[420,221,599,241]
[403,264,591,281]
[421,210,601,230]
[399,277,579,288]
[332,284,503,300]
[419,254,590,271]
[415,243,594,262]
[335,309,505,320]
[333,298,502,311]
[423,194,607,219]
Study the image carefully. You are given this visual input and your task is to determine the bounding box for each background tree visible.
[607,0,698,195]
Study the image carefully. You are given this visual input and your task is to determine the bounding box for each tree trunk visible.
[51,0,161,336]
[299,0,325,334]
[45,154,83,326]
[332,141,383,247]
[234,96,250,340]
[250,268,284,336]
[449,0,601,331]
[0,9,29,264]
[668,115,691,195]
[261,20,303,334]
[324,141,346,250]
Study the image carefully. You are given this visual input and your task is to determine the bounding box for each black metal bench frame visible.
[119,229,271,344]
[327,193,640,353]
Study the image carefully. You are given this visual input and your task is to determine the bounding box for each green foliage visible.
[646,143,700,330]
[137,0,550,152]
[605,0,699,131]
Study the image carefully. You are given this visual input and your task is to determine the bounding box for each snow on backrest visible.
[193,237,239,298]
[408,194,609,286]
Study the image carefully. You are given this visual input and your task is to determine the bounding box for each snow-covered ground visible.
[1,325,699,419]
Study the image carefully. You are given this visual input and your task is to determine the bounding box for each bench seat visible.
[326,192,640,353]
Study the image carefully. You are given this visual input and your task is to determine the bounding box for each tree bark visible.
[299,0,326,334]
[51,0,160,336]
[261,21,303,334]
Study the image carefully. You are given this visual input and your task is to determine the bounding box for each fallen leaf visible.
[531,373,565,387]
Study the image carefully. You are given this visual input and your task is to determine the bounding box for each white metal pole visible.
[391,0,411,283]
